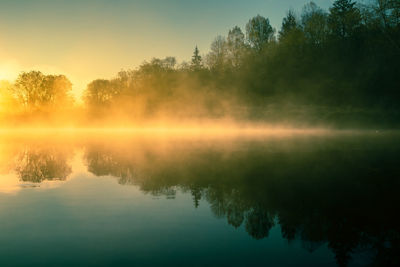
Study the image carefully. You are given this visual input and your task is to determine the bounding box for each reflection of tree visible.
[15,149,72,183]
[190,185,202,208]
[84,137,400,266]
[85,149,136,184]
[245,207,275,240]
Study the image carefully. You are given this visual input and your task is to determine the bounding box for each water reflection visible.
[15,148,72,183]
[0,133,399,266]
[0,141,73,192]
[83,135,400,266]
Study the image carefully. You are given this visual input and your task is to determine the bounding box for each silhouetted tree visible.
[301,2,328,45]
[84,79,120,107]
[206,35,228,71]
[227,26,246,67]
[79,0,400,127]
[371,0,400,28]
[13,71,72,110]
[191,46,203,70]
[279,10,299,41]
[246,15,275,50]
[328,0,362,39]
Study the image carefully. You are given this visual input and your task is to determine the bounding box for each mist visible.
[0,0,399,130]
[1,1,400,266]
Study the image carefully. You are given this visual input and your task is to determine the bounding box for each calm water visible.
[0,132,399,266]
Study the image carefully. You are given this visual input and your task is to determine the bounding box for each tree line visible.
[1,0,399,127]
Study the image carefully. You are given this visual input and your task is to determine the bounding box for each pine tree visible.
[328,0,361,38]
[191,46,202,70]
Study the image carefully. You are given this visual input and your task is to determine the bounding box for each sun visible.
[0,60,20,81]
[0,69,16,81]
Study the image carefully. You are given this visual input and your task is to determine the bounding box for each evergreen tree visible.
[328,0,361,38]
[191,46,202,70]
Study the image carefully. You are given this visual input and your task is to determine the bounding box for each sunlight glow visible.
[0,126,333,136]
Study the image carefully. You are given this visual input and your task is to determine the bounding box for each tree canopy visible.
[1,0,399,128]
[13,71,73,111]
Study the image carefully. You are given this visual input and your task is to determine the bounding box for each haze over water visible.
[1,0,399,266]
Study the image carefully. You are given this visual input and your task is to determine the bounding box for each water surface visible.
[0,131,399,266]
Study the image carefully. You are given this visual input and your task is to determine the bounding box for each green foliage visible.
[328,0,362,38]
[279,10,299,41]
[245,15,275,50]
[0,0,398,128]
[302,2,328,45]
[79,0,400,126]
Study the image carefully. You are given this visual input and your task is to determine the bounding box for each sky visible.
[0,0,333,100]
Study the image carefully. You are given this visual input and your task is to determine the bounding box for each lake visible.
[0,130,399,266]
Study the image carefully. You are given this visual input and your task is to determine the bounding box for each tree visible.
[138,57,177,76]
[328,0,362,38]
[84,79,120,107]
[42,75,73,106]
[13,71,72,110]
[206,35,227,71]
[227,26,245,68]
[372,0,400,28]
[14,71,44,109]
[191,46,203,70]
[246,15,275,51]
[301,2,328,45]
[162,57,177,69]
[279,10,299,41]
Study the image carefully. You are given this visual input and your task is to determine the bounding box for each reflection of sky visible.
[0,171,335,266]
[0,132,393,266]
[0,0,333,99]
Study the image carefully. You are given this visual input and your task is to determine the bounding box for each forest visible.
[0,0,399,128]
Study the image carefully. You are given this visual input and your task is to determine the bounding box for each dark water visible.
[0,132,399,266]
